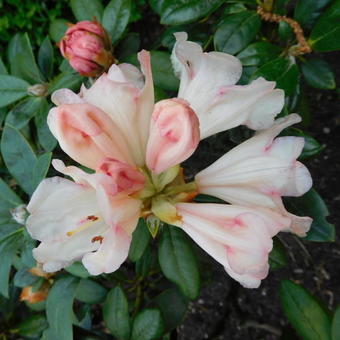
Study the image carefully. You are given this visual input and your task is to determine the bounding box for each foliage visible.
[0,0,339,338]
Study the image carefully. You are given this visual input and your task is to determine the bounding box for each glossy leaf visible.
[75,279,107,304]
[136,247,153,277]
[158,227,200,300]
[45,276,78,340]
[150,51,179,91]
[301,58,336,90]
[102,0,131,44]
[269,238,287,270]
[280,280,332,340]
[237,42,281,66]
[251,57,299,96]
[155,288,188,332]
[214,11,261,55]
[65,262,90,278]
[131,308,164,340]
[0,75,29,108]
[49,19,68,43]
[129,218,151,262]
[71,0,104,21]
[332,305,340,340]
[309,0,340,52]
[104,286,131,340]
[287,189,335,242]
[48,72,83,94]
[17,314,48,338]
[160,0,224,25]
[38,36,54,80]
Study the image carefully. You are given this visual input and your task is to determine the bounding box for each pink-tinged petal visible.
[196,114,313,235]
[176,203,290,288]
[97,158,145,195]
[82,225,131,275]
[82,50,154,165]
[146,98,200,174]
[171,33,284,138]
[48,103,133,169]
[51,89,85,106]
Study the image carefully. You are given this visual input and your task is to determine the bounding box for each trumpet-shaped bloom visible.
[171,32,284,139]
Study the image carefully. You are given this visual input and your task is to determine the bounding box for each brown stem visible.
[257,6,312,55]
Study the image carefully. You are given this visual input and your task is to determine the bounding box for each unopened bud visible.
[28,84,48,97]
[11,204,28,225]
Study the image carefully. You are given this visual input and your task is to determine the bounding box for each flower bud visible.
[60,20,114,77]
[146,98,200,174]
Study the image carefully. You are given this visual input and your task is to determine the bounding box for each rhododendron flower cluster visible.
[27,32,312,288]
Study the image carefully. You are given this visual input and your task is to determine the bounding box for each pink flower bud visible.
[146,98,200,174]
[60,20,114,77]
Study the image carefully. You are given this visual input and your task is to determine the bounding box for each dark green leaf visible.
[0,75,29,108]
[309,0,340,52]
[129,218,151,262]
[301,58,336,90]
[48,72,83,94]
[136,247,153,277]
[131,308,164,340]
[287,189,335,242]
[269,238,287,270]
[38,36,54,80]
[116,32,141,61]
[45,276,79,340]
[158,227,200,300]
[102,0,131,44]
[223,3,247,15]
[71,0,104,21]
[214,11,261,55]
[13,268,39,288]
[149,0,167,14]
[278,21,294,41]
[1,124,37,194]
[332,305,340,340]
[104,286,131,340]
[0,57,8,75]
[294,0,331,29]
[150,51,179,91]
[0,178,22,206]
[160,0,224,25]
[6,97,43,129]
[49,19,68,43]
[32,152,52,190]
[251,57,299,96]
[155,288,188,332]
[237,42,281,66]
[65,262,90,278]
[75,279,107,304]
[17,314,48,338]
[280,280,332,340]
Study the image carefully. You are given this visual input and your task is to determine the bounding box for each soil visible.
[177,52,340,340]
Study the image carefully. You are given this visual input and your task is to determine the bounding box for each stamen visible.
[66,215,100,237]
[91,235,104,243]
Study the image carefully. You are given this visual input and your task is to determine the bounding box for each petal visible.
[176,203,290,287]
[196,114,313,234]
[82,225,131,275]
[82,50,154,165]
[48,103,133,169]
[51,88,85,106]
[146,98,200,174]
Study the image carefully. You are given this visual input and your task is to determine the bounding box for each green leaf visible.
[13,268,39,288]
[71,0,104,21]
[150,51,179,91]
[102,0,131,44]
[75,279,107,304]
[160,0,224,25]
[158,226,200,300]
[1,124,37,194]
[34,99,57,152]
[48,72,83,94]
[214,11,261,55]
[49,19,68,43]
[0,178,22,206]
[278,21,294,41]
[294,0,331,29]
[136,246,153,277]
[0,75,29,108]
[280,280,332,340]
[103,286,131,340]
[269,238,287,270]
[129,218,151,262]
[149,0,167,15]
[155,288,188,332]
[287,189,335,242]
[301,58,336,90]
[116,32,141,61]
[332,305,340,340]
[237,42,281,66]
[32,152,52,190]
[309,0,340,52]
[251,57,299,96]
[45,276,79,340]
[17,314,48,338]
[38,36,54,80]
[131,308,164,340]
[0,230,23,297]
[6,97,43,129]
[0,57,8,75]
[65,262,90,278]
